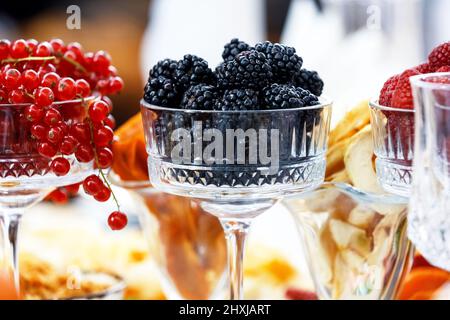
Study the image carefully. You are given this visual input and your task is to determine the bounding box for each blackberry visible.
[174,54,215,90]
[149,58,178,80]
[291,69,324,96]
[215,88,259,111]
[294,87,320,106]
[143,76,179,107]
[255,41,303,83]
[222,38,252,62]
[215,50,273,89]
[261,84,305,109]
[180,84,218,110]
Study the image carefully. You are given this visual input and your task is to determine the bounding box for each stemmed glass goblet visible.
[0,97,95,298]
[141,99,332,299]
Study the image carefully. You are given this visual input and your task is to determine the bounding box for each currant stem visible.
[60,55,87,73]
[1,56,56,64]
[99,168,121,211]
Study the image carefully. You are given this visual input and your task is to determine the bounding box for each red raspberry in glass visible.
[89,100,109,123]
[21,69,40,91]
[43,108,62,125]
[415,63,432,74]
[428,41,450,70]
[2,68,21,90]
[50,157,70,176]
[38,141,57,158]
[108,211,128,230]
[41,72,60,90]
[75,79,91,97]
[93,125,114,147]
[30,123,48,140]
[10,39,29,59]
[35,87,55,107]
[75,143,95,162]
[57,77,76,100]
[8,89,26,104]
[94,186,111,202]
[59,135,78,155]
[50,39,65,54]
[436,66,450,73]
[34,41,53,57]
[0,39,10,61]
[70,122,91,142]
[391,69,420,109]
[47,126,64,145]
[108,76,124,93]
[96,147,113,169]
[83,174,103,195]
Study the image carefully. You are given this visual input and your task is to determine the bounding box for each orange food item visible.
[112,113,149,181]
[398,266,450,300]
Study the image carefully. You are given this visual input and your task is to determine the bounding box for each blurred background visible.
[1,0,449,125]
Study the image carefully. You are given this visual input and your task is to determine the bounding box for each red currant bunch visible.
[0,38,126,230]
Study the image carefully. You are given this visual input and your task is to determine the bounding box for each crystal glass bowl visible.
[284,182,413,300]
[369,100,414,197]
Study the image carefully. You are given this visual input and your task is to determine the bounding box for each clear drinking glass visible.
[108,173,227,300]
[0,98,95,298]
[409,72,450,271]
[284,182,413,299]
[369,100,414,197]
[141,99,332,299]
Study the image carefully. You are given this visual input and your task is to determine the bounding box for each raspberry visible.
[415,63,432,73]
[379,74,400,106]
[391,69,420,109]
[428,41,450,70]
[436,65,450,73]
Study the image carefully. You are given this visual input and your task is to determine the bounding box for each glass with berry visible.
[369,42,450,197]
[0,38,125,297]
[408,72,450,271]
[141,40,332,300]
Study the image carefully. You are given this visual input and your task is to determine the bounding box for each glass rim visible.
[140,96,333,114]
[369,98,415,113]
[0,95,97,108]
[107,170,152,189]
[410,72,450,89]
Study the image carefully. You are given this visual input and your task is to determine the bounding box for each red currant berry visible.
[59,135,78,155]
[10,39,29,59]
[35,87,55,107]
[24,104,44,123]
[82,174,103,195]
[96,147,113,169]
[8,89,26,104]
[26,39,38,52]
[2,68,21,90]
[104,115,116,130]
[89,100,109,123]
[93,50,111,74]
[75,79,90,97]
[50,39,65,53]
[30,123,48,140]
[70,122,90,142]
[47,126,64,144]
[75,143,94,162]
[0,88,8,103]
[94,186,111,202]
[38,141,57,158]
[108,211,128,230]
[50,157,70,176]
[64,183,80,195]
[35,41,53,57]
[108,76,124,93]
[48,189,69,204]
[57,77,76,100]
[93,126,114,147]
[96,79,109,95]
[84,52,94,68]
[43,108,62,125]
[66,42,84,60]
[107,65,118,76]
[41,72,60,89]
[0,39,10,61]
[21,69,39,91]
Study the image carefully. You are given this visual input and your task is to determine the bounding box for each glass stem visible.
[0,212,22,299]
[220,218,252,300]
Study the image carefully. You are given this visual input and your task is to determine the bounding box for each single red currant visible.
[10,39,29,59]
[26,39,38,52]
[108,76,124,93]
[59,135,78,155]
[93,50,111,74]
[96,147,113,169]
[93,125,114,147]
[24,104,44,123]
[104,115,116,130]
[2,68,21,90]
[8,89,26,104]
[50,39,65,53]
[108,211,128,230]
[70,122,91,142]
[48,189,69,204]
[82,174,103,195]
[35,87,55,107]
[75,79,90,97]
[40,72,60,89]
[0,39,10,61]
[57,77,76,100]
[30,123,48,140]
[89,100,109,123]
[34,41,53,57]
[38,141,57,158]
[43,108,62,125]
[47,126,64,144]
[21,69,40,91]
[94,186,111,202]
[50,157,70,176]
[75,143,95,162]
[64,183,80,195]
[66,42,84,60]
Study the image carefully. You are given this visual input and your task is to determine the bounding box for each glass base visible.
[376,159,412,197]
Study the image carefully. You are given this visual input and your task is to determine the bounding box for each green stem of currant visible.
[1,56,56,64]
[99,168,121,211]
[60,55,87,74]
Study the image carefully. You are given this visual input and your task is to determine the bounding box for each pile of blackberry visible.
[143,39,326,187]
